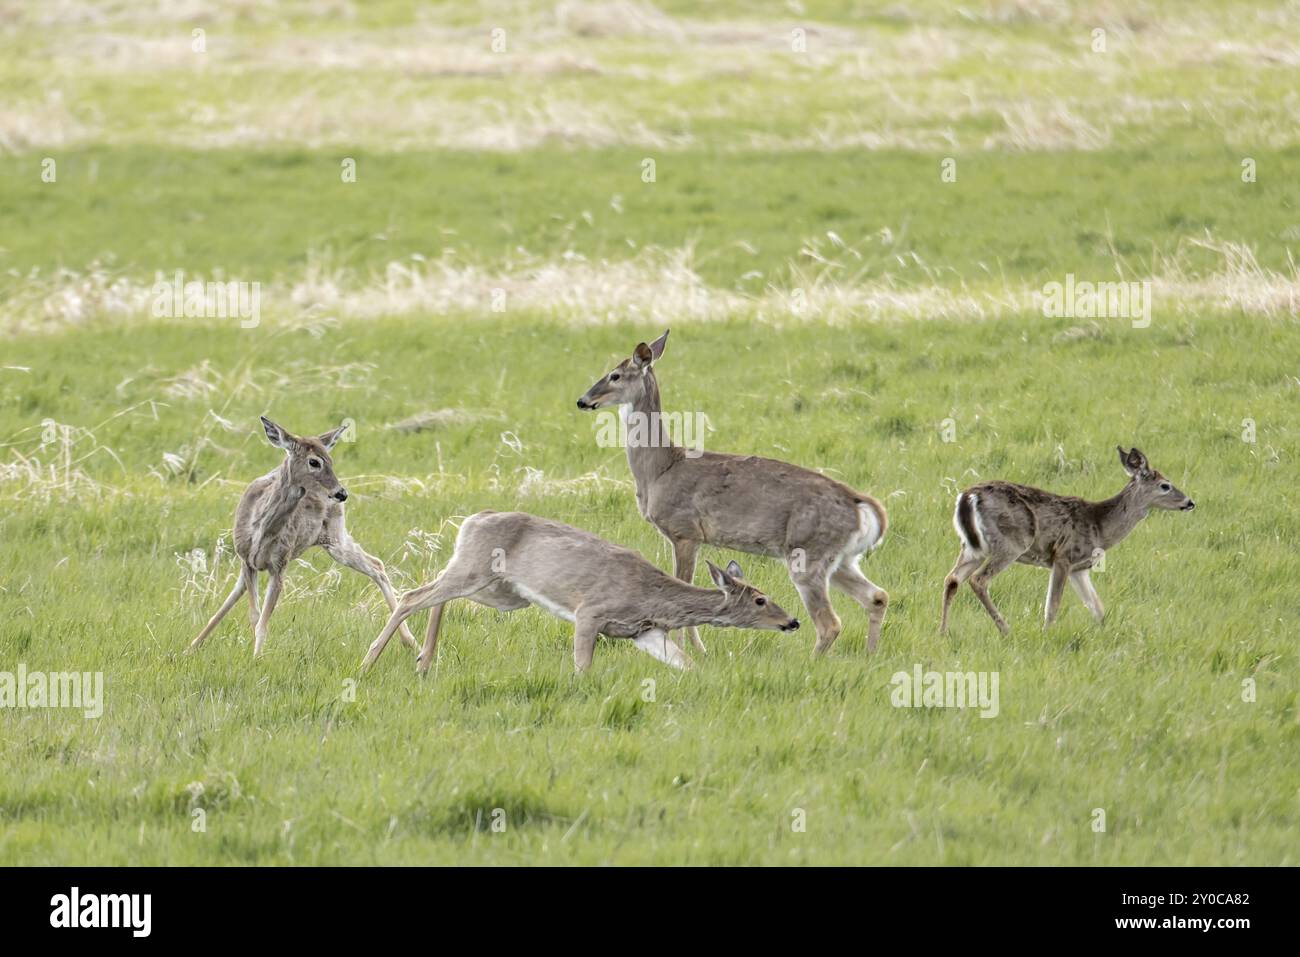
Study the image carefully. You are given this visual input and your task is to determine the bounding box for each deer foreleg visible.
[669,537,707,654]
[187,571,248,653]
[326,534,419,650]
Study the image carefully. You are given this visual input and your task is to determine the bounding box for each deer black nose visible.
[334,489,348,502]
[1183,499,1195,511]
[783,618,800,632]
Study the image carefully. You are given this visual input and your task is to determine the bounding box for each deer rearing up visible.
[186,416,418,657]
[940,446,1195,635]
[361,510,800,674]
[576,331,889,656]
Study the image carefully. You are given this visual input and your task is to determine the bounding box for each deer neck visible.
[1095,480,1149,550]
[652,582,730,631]
[624,371,680,489]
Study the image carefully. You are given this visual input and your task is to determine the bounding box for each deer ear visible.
[648,329,669,361]
[1118,446,1149,477]
[632,342,654,368]
[1128,447,1150,475]
[261,416,293,450]
[318,423,347,451]
[706,560,735,592]
[725,559,744,580]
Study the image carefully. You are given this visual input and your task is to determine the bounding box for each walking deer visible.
[360,510,800,674]
[186,416,418,657]
[940,447,1195,635]
[576,330,889,656]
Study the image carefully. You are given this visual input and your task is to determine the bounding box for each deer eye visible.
[609,373,621,382]
[1159,482,1171,492]
[755,597,766,606]
[309,458,322,469]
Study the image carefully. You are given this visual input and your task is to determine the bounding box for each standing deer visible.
[186,416,418,657]
[576,331,889,656]
[940,446,1195,635]
[360,510,800,674]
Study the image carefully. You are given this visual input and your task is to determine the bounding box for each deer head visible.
[576,329,669,411]
[261,416,350,503]
[1117,446,1195,511]
[706,559,800,632]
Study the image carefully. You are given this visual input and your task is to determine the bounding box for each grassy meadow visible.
[0,0,1297,865]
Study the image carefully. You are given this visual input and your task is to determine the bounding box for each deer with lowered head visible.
[576,330,889,656]
[940,446,1195,635]
[186,416,418,657]
[360,510,800,674]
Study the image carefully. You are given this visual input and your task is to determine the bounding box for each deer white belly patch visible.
[511,583,576,623]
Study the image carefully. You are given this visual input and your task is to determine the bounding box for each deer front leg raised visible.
[324,532,418,650]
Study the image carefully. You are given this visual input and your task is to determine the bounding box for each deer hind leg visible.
[668,537,706,655]
[362,560,484,671]
[968,552,1017,636]
[940,547,984,636]
[790,560,841,656]
[831,561,889,652]
[244,563,261,629]
[632,628,692,671]
[187,570,249,653]
[1069,569,1105,623]
[416,603,446,675]
[325,535,419,651]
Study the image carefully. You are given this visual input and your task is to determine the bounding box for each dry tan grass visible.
[5,236,1297,339]
[11,1,1299,153]
[0,93,94,155]
[991,102,1113,151]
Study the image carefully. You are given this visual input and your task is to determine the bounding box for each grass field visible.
[1,0,1297,865]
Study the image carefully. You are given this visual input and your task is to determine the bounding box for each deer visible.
[186,416,418,657]
[575,330,889,657]
[940,446,1195,635]
[360,510,801,674]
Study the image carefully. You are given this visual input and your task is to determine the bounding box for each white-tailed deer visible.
[576,331,888,656]
[187,416,418,657]
[360,510,800,673]
[940,446,1195,635]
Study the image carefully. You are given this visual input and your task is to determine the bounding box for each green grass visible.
[2,0,1298,866]
[0,315,1295,864]
[4,145,1297,291]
